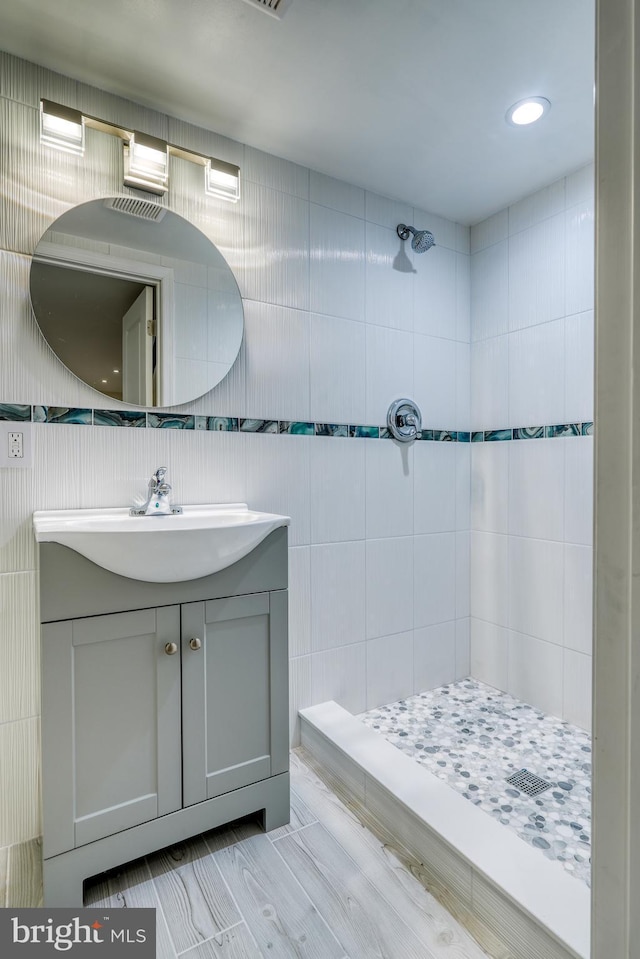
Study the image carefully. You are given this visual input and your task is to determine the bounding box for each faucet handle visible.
[152,466,168,487]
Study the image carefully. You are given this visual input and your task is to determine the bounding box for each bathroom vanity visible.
[35,512,290,906]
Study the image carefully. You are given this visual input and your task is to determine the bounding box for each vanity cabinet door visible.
[41,606,182,858]
[181,590,289,807]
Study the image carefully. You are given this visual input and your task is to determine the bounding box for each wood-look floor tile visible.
[146,837,240,955]
[83,858,175,959]
[212,832,344,959]
[289,751,488,958]
[275,822,440,959]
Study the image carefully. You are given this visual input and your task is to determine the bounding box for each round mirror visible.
[30,197,244,407]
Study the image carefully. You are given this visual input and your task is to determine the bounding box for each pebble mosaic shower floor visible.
[359,679,592,886]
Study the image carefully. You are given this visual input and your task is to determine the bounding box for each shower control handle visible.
[189,637,202,651]
[387,398,422,442]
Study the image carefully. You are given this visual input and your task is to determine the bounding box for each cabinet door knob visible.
[164,642,178,655]
[189,637,202,651]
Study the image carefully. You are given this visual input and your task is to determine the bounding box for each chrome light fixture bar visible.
[40,100,85,156]
[39,99,241,201]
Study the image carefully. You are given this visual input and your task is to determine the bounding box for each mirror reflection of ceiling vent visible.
[104,197,168,222]
[238,0,292,19]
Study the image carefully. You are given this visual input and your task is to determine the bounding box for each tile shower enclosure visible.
[0,52,593,869]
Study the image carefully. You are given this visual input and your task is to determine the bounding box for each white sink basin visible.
[33,503,290,583]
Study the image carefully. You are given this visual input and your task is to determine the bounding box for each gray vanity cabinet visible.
[42,607,182,857]
[39,527,290,906]
[181,591,289,806]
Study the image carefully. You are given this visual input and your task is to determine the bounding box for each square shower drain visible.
[505,768,553,797]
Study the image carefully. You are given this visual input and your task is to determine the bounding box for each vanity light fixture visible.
[40,100,85,156]
[123,132,169,195]
[506,97,551,126]
[205,158,241,203]
[39,99,241,202]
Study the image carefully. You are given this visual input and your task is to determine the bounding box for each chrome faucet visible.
[130,467,183,516]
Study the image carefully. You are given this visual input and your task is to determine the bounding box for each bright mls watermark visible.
[0,909,155,956]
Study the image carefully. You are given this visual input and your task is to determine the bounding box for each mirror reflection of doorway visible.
[122,286,155,405]
[30,262,156,401]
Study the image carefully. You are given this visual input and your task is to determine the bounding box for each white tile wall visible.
[366,631,414,708]
[469,168,594,728]
[414,621,457,692]
[310,542,366,651]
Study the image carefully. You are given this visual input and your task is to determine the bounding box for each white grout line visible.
[269,819,318,844]
[175,921,246,957]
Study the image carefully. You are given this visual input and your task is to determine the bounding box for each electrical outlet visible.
[0,422,32,469]
[8,431,23,458]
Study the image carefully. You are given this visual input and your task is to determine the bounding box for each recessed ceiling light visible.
[506,97,551,127]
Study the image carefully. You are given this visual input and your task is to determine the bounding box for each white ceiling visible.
[0,0,595,224]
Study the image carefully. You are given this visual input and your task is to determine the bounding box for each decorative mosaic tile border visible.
[0,403,594,441]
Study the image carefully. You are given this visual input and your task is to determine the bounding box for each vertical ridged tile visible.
[413,622,456,693]
[309,170,364,217]
[366,537,414,639]
[0,844,7,907]
[310,203,365,321]
[6,838,43,907]
[243,301,310,419]
[309,312,365,424]
[455,618,471,679]
[365,221,412,330]
[365,325,413,424]
[413,243,457,339]
[242,180,309,310]
[309,437,365,543]
[470,209,508,255]
[470,239,508,340]
[414,533,456,627]
[469,618,509,690]
[310,542,366,651]
[0,573,40,725]
[0,469,37,573]
[310,642,366,715]
[244,146,309,197]
[0,717,40,846]
[367,630,414,707]
[508,178,565,235]
[0,51,77,107]
[244,433,311,546]
[364,191,412,231]
[289,655,312,747]
[365,440,413,539]
[508,213,565,331]
[288,546,311,658]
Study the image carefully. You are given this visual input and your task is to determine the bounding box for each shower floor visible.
[359,679,591,887]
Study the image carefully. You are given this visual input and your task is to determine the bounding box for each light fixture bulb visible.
[124,131,169,195]
[205,158,240,202]
[40,100,85,156]
[506,97,551,127]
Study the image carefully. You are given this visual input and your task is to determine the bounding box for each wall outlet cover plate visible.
[0,421,32,468]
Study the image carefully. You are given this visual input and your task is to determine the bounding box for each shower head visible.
[396,224,436,253]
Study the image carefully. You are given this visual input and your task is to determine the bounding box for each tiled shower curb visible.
[0,403,593,441]
[300,701,589,959]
